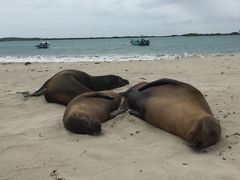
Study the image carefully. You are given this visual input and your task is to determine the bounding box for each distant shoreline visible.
[0,32,239,42]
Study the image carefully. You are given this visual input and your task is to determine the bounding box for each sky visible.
[0,0,240,38]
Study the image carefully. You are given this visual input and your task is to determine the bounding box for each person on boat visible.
[140,35,145,44]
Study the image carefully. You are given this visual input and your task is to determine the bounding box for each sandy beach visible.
[0,55,240,180]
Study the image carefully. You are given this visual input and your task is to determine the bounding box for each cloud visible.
[0,0,239,37]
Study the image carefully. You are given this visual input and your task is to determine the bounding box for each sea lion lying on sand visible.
[63,91,127,135]
[22,69,129,106]
[123,78,221,148]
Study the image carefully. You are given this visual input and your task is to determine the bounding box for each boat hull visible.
[130,39,150,46]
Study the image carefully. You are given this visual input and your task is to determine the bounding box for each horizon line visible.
[0,31,239,41]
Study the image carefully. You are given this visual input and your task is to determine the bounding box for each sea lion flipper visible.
[117,97,129,113]
[118,90,131,97]
[120,82,148,97]
[120,97,129,112]
[85,92,115,100]
[17,91,30,97]
[22,79,49,97]
[129,109,143,119]
[139,78,181,91]
[110,110,121,118]
[109,97,129,118]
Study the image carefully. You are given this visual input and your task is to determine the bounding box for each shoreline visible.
[0,53,239,63]
[0,56,240,179]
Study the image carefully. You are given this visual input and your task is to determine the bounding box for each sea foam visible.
[0,53,206,63]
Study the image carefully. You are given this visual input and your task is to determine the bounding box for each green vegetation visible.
[0,37,41,42]
[0,32,239,42]
[0,36,156,42]
[181,32,240,37]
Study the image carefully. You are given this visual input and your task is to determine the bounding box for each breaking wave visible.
[0,53,207,63]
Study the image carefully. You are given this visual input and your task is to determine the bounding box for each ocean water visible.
[0,35,240,62]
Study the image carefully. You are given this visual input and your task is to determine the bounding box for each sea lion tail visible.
[21,79,49,97]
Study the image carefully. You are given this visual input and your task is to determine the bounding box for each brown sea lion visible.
[63,91,127,135]
[124,78,221,148]
[22,70,129,106]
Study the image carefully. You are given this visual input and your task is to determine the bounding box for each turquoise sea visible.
[0,35,240,62]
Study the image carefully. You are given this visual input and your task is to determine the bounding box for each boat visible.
[130,37,150,46]
[35,41,50,49]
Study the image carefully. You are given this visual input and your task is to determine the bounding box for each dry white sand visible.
[0,55,240,180]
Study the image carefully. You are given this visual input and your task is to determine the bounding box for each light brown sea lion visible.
[63,91,127,135]
[22,69,129,106]
[124,78,221,148]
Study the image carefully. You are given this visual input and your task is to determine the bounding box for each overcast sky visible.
[0,0,240,38]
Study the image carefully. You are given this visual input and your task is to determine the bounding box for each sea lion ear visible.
[139,78,180,91]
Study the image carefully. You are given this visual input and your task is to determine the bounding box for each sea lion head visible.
[115,75,129,87]
[91,75,129,91]
[64,113,102,135]
[187,116,221,149]
[108,75,129,88]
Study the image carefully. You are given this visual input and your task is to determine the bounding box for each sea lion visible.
[63,91,127,135]
[22,69,129,105]
[124,78,221,148]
